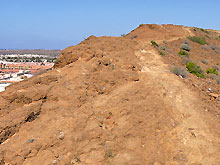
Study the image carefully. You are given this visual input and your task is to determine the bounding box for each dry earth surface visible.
[1,24,220,164]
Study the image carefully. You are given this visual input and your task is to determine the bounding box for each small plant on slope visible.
[209,74,220,84]
[188,36,207,45]
[160,46,166,50]
[200,28,209,34]
[201,59,208,65]
[159,51,165,56]
[105,149,114,158]
[131,34,137,39]
[181,56,192,65]
[180,43,191,52]
[178,49,189,57]
[171,67,188,78]
[151,40,159,47]
[206,68,218,75]
[186,62,205,78]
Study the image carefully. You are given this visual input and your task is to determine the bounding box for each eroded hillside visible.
[1,24,220,165]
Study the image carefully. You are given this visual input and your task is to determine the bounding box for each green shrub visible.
[171,67,188,78]
[151,40,159,47]
[200,28,209,34]
[205,34,210,39]
[139,24,144,27]
[121,34,126,37]
[178,49,189,57]
[159,51,165,56]
[160,46,166,50]
[188,36,207,45]
[183,40,190,45]
[180,44,191,51]
[217,36,220,41]
[206,68,218,75]
[186,62,205,78]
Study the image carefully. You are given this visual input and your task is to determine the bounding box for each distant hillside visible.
[0,49,61,57]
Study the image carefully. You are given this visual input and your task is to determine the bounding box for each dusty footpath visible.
[1,24,220,164]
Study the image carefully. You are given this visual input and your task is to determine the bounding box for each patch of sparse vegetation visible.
[200,28,209,34]
[131,34,137,39]
[209,45,220,53]
[205,34,210,39]
[74,155,81,163]
[160,46,166,50]
[206,68,218,75]
[209,73,218,79]
[202,45,210,50]
[209,74,220,84]
[201,59,208,65]
[163,40,167,44]
[180,44,191,52]
[151,40,159,47]
[105,149,114,158]
[186,62,205,78]
[217,36,220,41]
[139,24,144,27]
[183,40,190,44]
[213,65,220,70]
[178,49,189,57]
[159,51,165,56]
[181,56,192,65]
[111,64,115,70]
[188,36,207,45]
[121,34,126,37]
[171,67,188,78]
[193,28,198,32]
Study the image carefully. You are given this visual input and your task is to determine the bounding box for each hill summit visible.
[1,24,220,164]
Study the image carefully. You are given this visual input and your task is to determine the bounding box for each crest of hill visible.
[54,24,192,69]
[1,24,220,164]
[126,24,193,41]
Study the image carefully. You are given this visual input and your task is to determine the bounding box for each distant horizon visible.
[1,0,220,49]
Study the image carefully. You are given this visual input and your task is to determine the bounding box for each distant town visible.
[0,49,61,92]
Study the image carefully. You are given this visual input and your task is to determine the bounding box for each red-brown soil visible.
[1,24,220,165]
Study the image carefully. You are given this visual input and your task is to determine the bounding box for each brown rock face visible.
[1,24,220,164]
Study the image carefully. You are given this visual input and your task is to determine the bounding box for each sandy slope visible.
[136,42,220,164]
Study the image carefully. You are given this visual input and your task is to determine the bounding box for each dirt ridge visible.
[0,24,220,164]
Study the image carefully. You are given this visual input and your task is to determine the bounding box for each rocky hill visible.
[1,24,220,164]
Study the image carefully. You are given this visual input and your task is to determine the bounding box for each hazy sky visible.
[1,0,220,49]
